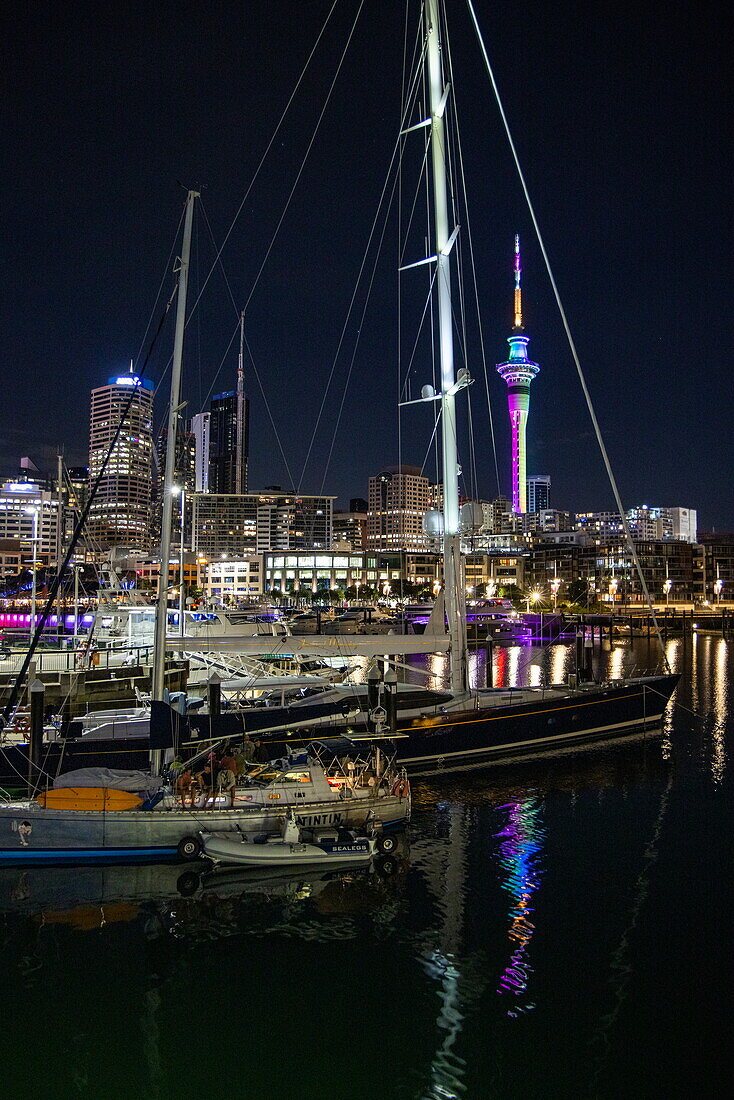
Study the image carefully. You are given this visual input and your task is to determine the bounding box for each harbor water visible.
[0,634,730,1098]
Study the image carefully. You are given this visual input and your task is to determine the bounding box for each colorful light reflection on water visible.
[495,797,545,1016]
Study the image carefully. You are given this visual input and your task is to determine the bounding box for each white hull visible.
[0,790,407,861]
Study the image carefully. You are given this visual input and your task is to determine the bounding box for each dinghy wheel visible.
[177,870,200,897]
[177,835,202,861]
[377,834,397,854]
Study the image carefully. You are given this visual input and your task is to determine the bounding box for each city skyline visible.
[1,0,730,527]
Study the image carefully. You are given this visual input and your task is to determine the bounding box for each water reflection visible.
[711,639,729,783]
[417,805,471,1100]
[0,850,408,944]
[0,638,731,1099]
[495,797,545,1016]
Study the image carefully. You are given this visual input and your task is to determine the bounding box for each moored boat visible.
[202,813,379,868]
[0,740,410,863]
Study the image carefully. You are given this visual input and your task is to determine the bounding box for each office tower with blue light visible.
[87,366,155,551]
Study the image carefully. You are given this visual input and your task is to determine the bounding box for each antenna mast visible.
[514,233,523,330]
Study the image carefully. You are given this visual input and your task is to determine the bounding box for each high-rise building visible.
[87,369,154,552]
[191,412,211,493]
[526,474,550,513]
[497,236,540,513]
[366,465,438,551]
[208,390,249,494]
[191,491,333,558]
[332,509,367,550]
[0,477,61,572]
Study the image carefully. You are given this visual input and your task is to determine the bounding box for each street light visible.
[550,575,561,610]
[663,577,672,607]
[525,587,543,613]
[171,485,185,634]
[24,505,40,641]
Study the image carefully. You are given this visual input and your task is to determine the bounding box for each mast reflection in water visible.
[495,797,545,1016]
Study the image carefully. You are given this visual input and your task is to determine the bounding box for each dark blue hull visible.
[391,674,679,776]
[0,846,177,866]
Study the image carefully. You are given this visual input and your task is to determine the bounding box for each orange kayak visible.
[36,787,143,812]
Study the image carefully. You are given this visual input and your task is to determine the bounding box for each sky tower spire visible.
[514,233,523,330]
[497,235,540,513]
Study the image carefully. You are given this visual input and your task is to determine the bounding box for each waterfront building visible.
[697,532,734,602]
[526,475,551,513]
[86,369,154,553]
[576,506,698,544]
[378,551,442,593]
[203,556,263,601]
[264,550,379,595]
[464,552,526,594]
[192,491,333,558]
[496,236,540,513]
[526,536,705,604]
[366,465,440,551]
[373,550,526,596]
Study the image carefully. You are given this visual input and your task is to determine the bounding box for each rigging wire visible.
[245,0,367,323]
[299,11,427,495]
[198,199,297,491]
[181,0,342,335]
[465,0,670,672]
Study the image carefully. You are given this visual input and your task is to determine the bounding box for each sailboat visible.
[0,192,410,862]
[150,0,679,775]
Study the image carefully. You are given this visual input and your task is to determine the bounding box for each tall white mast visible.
[152,189,198,732]
[426,0,468,694]
[235,309,245,494]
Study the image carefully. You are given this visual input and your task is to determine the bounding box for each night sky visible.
[1,0,731,528]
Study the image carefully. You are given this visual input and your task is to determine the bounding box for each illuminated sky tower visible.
[496,236,540,513]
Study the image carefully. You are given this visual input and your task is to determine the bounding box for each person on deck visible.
[253,740,270,764]
[196,763,214,809]
[217,751,237,808]
[176,766,196,809]
[241,734,256,765]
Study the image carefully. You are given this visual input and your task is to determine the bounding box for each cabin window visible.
[282,770,312,784]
